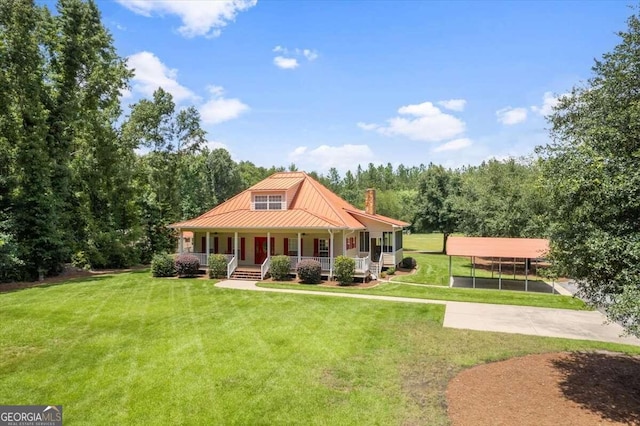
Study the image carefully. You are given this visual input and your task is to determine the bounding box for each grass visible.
[1,271,634,425]
[403,232,447,252]
[259,282,589,310]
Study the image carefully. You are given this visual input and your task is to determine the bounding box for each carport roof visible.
[446,236,549,259]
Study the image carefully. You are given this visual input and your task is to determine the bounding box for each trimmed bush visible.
[151,253,176,277]
[386,267,396,275]
[334,255,355,286]
[297,259,321,284]
[208,254,228,279]
[401,257,417,269]
[380,271,387,279]
[270,255,291,281]
[175,254,200,278]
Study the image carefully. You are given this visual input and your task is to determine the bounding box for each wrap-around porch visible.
[176,228,404,280]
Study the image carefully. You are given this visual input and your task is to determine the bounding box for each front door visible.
[371,237,381,262]
[255,237,267,264]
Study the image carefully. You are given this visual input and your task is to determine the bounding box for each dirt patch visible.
[263,277,380,288]
[446,351,640,426]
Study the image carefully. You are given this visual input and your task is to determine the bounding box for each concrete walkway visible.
[215,280,640,346]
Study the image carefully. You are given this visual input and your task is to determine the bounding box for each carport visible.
[445,236,552,292]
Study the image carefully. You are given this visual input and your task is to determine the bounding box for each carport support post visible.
[498,257,502,290]
[472,256,476,288]
[448,255,452,287]
[525,258,528,292]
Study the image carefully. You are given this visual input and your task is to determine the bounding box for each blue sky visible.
[93,0,630,173]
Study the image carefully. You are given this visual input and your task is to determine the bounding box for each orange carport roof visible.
[446,236,549,259]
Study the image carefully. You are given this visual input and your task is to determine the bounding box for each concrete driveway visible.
[216,280,640,346]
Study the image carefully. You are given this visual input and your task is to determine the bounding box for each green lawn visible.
[1,272,634,425]
[403,232,447,252]
[259,282,588,310]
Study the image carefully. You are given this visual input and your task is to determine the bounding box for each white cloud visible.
[360,101,466,142]
[433,138,472,152]
[531,91,567,116]
[206,140,229,150]
[302,49,319,61]
[496,107,528,125]
[356,122,379,131]
[127,51,197,103]
[438,99,467,112]
[273,56,299,70]
[272,46,318,69]
[200,85,249,124]
[289,144,375,172]
[116,0,256,38]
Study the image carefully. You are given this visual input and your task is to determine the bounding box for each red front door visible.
[255,237,267,264]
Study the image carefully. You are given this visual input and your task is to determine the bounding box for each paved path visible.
[215,280,640,346]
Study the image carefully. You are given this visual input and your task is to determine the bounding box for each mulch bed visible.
[447,351,640,425]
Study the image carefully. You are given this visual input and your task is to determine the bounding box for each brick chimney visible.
[365,188,376,215]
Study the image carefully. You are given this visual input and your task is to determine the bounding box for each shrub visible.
[386,267,396,275]
[270,255,291,281]
[401,257,417,269]
[334,255,355,286]
[151,253,176,277]
[297,259,321,284]
[71,251,91,270]
[175,254,200,278]
[207,254,227,279]
[380,271,387,279]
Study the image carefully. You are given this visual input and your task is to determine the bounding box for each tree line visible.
[0,0,551,281]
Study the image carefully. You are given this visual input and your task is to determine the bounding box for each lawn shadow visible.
[0,267,148,294]
[552,352,640,425]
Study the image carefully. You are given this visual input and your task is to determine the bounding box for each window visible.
[287,238,298,256]
[253,194,284,210]
[359,231,370,252]
[346,236,355,250]
[254,195,268,210]
[383,232,393,253]
[318,239,329,257]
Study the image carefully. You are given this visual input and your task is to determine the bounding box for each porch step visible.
[230,270,262,280]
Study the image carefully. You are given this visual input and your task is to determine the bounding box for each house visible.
[169,172,409,280]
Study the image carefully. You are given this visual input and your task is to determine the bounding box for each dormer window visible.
[253,194,284,210]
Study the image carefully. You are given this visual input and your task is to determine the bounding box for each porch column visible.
[499,257,502,290]
[234,232,238,259]
[342,231,346,255]
[392,228,396,266]
[297,232,301,265]
[525,258,528,292]
[329,230,334,279]
[178,228,183,253]
[206,231,210,264]
[267,232,271,259]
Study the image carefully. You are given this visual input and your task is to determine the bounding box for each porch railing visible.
[354,255,370,273]
[290,256,332,271]
[176,252,234,267]
[382,248,403,266]
[226,255,237,279]
[260,256,271,280]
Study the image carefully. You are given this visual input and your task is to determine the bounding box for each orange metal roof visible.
[168,172,409,230]
[446,237,549,259]
[249,174,305,191]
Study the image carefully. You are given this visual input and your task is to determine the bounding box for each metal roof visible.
[169,172,408,230]
[446,236,549,259]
